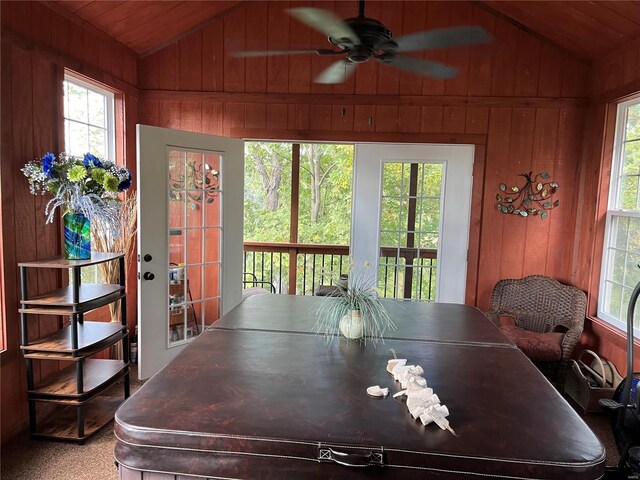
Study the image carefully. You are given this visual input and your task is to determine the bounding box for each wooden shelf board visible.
[30,359,128,400]
[32,395,122,442]
[20,291,125,315]
[23,331,127,360]
[20,291,126,316]
[19,252,124,269]
[21,322,125,354]
[21,284,124,307]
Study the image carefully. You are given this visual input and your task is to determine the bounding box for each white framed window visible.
[63,73,116,283]
[64,73,115,162]
[599,98,640,338]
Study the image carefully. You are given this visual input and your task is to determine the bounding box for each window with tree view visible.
[244,142,353,294]
[599,99,640,338]
[64,74,116,283]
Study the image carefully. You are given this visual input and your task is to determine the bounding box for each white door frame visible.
[137,125,244,379]
[351,143,474,303]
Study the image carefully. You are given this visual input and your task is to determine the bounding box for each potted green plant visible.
[312,262,395,343]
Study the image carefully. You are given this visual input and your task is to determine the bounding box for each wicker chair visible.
[485,275,587,388]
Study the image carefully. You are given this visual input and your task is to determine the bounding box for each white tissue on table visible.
[366,385,389,397]
[419,405,449,425]
[408,393,440,418]
[427,406,452,431]
[398,366,425,388]
[387,359,407,374]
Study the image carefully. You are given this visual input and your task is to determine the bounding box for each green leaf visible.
[541,212,548,220]
[543,201,552,208]
[520,211,528,217]
[540,172,550,179]
[499,183,506,191]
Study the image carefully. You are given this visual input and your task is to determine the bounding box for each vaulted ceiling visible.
[51,0,640,60]
[483,1,640,60]
[52,0,243,55]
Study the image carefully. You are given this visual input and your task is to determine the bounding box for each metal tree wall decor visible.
[169,161,219,209]
[496,171,559,219]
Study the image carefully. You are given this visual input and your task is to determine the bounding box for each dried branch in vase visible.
[496,171,559,220]
[92,194,137,359]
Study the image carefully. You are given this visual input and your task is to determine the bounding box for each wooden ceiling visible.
[482,1,640,60]
[53,1,242,55]
[51,0,640,60]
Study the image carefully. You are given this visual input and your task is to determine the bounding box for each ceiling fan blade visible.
[315,60,355,84]
[232,49,320,58]
[393,26,493,52]
[378,55,458,79]
[288,7,359,44]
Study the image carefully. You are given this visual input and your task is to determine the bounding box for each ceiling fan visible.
[233,0,493,84]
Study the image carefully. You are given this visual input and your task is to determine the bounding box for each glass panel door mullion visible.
[200,153,206,332]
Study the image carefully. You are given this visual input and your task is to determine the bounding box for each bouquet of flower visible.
[22,152,132,227]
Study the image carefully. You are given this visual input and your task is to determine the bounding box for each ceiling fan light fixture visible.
[233,1,493,84]
[346,45,373,63]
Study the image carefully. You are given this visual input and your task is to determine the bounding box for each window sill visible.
[585,315,640,349]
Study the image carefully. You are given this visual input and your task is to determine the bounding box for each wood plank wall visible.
[573,39,640,374]
[137,0,589,312]
[0,1,139,443]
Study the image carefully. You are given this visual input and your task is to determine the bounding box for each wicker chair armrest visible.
[483,309,502,327]
[561,323,583,349]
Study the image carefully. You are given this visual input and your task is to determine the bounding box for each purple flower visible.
[41,152,56,177]
[118,170,132,191]
[83,153,103,167]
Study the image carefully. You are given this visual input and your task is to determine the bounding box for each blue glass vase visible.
[63,212,91,260]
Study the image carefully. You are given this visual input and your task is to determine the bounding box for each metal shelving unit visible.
[18,252,130,444]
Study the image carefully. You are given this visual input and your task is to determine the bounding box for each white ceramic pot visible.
[339,310,364,339]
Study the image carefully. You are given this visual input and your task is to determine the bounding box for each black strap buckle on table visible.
[317,446,384,467]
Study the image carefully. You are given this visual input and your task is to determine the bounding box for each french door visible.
[351,144,474,303]
[137,125,244,379]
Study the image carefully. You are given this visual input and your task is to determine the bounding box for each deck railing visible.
[243,242,437,301]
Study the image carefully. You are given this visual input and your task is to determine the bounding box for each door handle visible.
[317,447,383,467]
[143,272,155,281]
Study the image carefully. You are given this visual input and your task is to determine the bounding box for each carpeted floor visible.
[1,366,144,480]
[0,371,623,479]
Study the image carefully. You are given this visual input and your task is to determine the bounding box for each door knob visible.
[143,272,155,281]
[143,254,152,262]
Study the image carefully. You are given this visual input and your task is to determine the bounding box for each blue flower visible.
[118,169,132,191]
[83,153,103,168]
[41,152,56,177]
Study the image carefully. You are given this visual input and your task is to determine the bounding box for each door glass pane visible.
[204,228,221,263]
[167,148,222,347]
[379,161,443,301]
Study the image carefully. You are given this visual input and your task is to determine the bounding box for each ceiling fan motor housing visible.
[329,16,395,62]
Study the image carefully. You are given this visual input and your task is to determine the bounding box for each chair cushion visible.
[499,325,564,362]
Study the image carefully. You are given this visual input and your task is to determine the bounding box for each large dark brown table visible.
[115,295,606,480]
